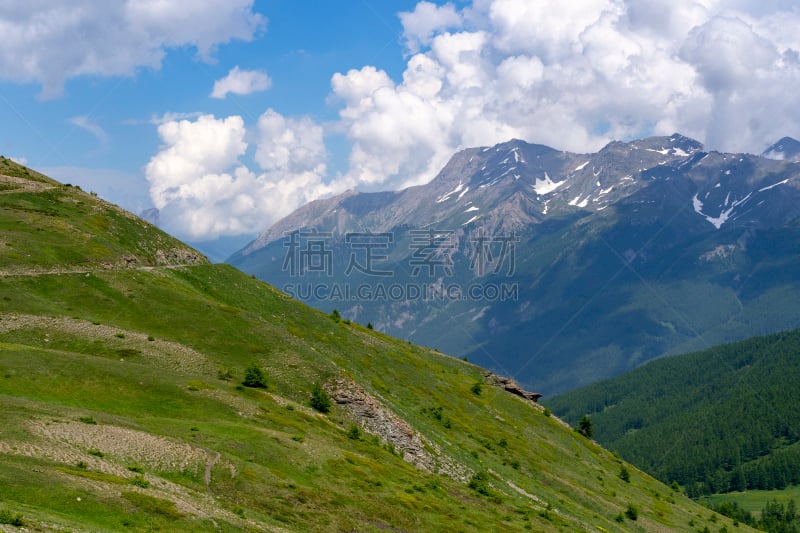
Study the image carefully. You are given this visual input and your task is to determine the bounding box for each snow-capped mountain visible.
[230,134,800,396]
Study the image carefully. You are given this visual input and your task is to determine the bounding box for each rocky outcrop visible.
[482,371,543,403]
[331,378,434,472]
[154,248,207,266]
[330,379,471,482]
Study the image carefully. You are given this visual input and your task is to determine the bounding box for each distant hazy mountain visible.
[230,134,800,395]
[139,207,160,225]
[762,136,800,162]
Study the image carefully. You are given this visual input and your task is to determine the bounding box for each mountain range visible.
[229,134,800,396]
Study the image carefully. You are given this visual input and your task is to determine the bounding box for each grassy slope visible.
[702,486,800,517]
[0,159,746,531]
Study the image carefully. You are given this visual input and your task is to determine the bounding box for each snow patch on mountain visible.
[436,181,464,203]
[533,172,566,195]
[759,178,790,192]
[574,161,589,172]
[569,195,589,208]
[464,206,479,213]
[672,147,691,157]
[693,192,753,229]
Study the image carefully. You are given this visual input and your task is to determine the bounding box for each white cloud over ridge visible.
[327,0,800,193]
[147,0,800,240]
[0,0,265,98]
[211,66,271,99]
[146,113,334,241]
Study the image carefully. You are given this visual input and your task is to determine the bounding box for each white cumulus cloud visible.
[145,112,335,241]
[211,66,272,99]
[328,0,800,195]
[0,0,265,98]
[400,1,463,52]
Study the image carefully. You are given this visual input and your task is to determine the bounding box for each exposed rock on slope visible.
[331,378,471,482]
[483,371,543,403]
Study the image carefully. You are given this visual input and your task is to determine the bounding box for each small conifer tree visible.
[310,382,331,413]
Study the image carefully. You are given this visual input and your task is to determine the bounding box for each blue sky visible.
[0,1,418,214]
[1,0,800,248]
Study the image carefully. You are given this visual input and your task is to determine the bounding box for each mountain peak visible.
[762,136,800,162]
[623,133,704,156]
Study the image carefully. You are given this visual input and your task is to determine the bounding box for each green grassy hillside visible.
[547,329,800,499]
[0,159,746,531]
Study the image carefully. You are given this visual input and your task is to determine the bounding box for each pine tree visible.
[578,415,593,438]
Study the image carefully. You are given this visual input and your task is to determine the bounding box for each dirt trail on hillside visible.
[0,263,198,278]
[0,418,245,527]
[0,173,57,194]
[0,314,216,375]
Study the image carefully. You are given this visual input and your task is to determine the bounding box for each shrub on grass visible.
[242,362,268,389]
[624,504,638,520]
[470,381,483,395]
[310,382,331,413]
[468,471,492,496]
[129,475,149,488]
[0,508,23,526]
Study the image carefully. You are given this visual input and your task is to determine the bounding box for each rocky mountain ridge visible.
[239,133,799,256]
[230,134,800,395]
